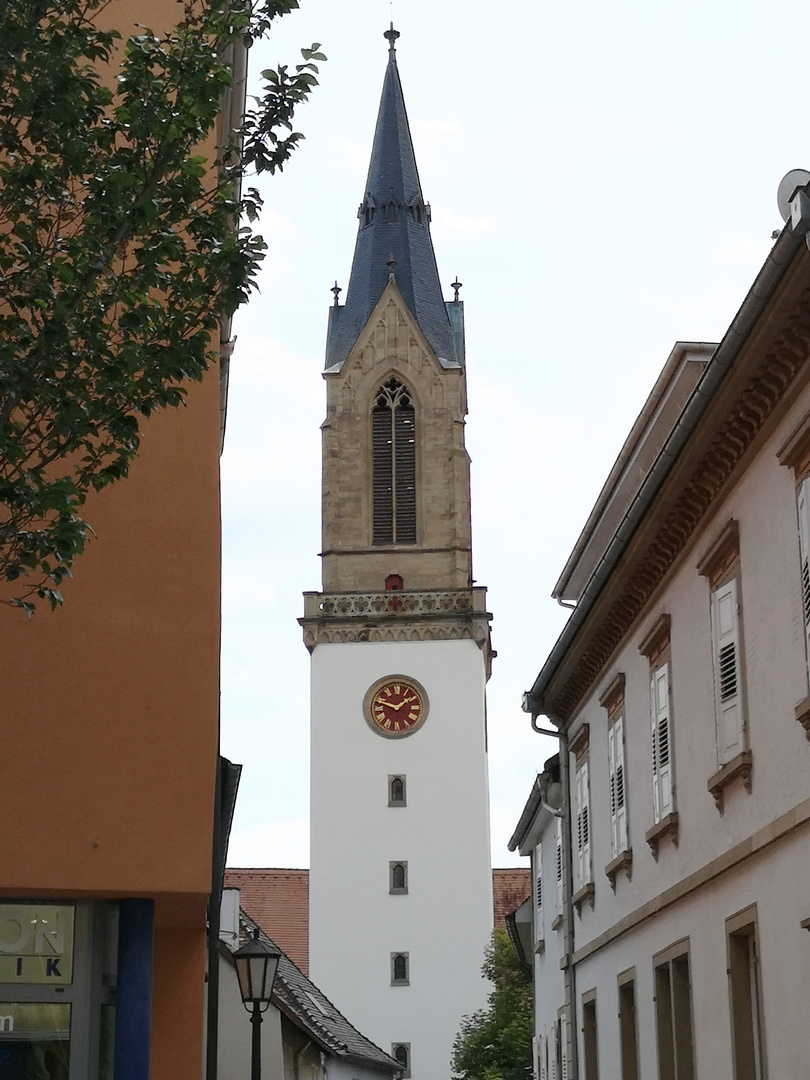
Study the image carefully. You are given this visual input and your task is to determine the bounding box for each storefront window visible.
[0,1002,71,1079]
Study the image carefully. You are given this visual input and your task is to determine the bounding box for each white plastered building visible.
[513,183,810,1079]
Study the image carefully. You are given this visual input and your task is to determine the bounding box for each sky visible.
[221,0,809,869]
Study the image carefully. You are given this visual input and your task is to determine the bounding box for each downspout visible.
[558,731,578,1080]
[529,717,578,1080]
[206,733,224,1080]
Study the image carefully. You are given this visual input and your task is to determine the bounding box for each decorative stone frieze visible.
[300,587,493,670]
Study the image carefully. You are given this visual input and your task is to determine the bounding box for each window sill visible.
[795,695,810,742]
[707,750,752,814]
[605,849,633,890]
[572,882,595,915]
[534,939,546,956]
[645,812,679,860]
[551,913,565,932]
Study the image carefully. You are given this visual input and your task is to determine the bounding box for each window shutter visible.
[574,759,590,890]
[537,1032,548,1080]
[712,578,744,764]
[609,716,627,856]
[549,1024,557,1080]
[798,479,810,680]
[534,843,543,941]
[559,1013,569,1080]
[372,406,394,544]
[555,817,563,913]
[652,664,672,820]
[394,402,416,542]
[574,763,582,891]
[581,760,590,885]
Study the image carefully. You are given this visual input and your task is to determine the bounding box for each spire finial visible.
[331,281,342,307]
[451,277,463,304]
[387,255,397,282]
[384,23,400,57]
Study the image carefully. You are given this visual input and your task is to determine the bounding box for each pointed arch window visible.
[372,377,416,545]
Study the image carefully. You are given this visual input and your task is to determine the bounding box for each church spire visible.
[325,26,461,371]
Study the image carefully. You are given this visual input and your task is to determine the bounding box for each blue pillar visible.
[114,899,154,1080]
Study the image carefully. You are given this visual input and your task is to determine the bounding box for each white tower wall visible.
[310,638,493,1077]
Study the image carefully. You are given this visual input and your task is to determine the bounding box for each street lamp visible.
[233,927,282,1080]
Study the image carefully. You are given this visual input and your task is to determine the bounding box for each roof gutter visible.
[523,204,810,720]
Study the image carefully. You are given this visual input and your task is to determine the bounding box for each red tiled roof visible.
[225,868,309,974]
[492,868,530,928]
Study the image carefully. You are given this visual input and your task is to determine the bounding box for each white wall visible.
[310,637,493,1080]
[551,378,810,1077]
[218,953,285,1080]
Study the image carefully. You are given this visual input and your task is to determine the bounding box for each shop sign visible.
[0,905,74,985]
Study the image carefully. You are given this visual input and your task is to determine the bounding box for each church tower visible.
[302,27,494,1079]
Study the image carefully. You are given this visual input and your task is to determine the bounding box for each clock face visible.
[364,676,429,738]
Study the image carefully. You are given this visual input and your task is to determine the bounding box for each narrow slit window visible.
[392,1043,411,1077]
[390,861,408,894]
[389,774,407,806]
[391,952,409,985]
[372,378,416,545]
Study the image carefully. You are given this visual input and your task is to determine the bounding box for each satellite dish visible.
[777,169,810,222]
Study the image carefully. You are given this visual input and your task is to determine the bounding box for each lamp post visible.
[233,927,282,1080]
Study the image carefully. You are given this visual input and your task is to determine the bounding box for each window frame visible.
[371,377,417,547]
[653,939,695,1080]
[600,673,631,886]
[390,952,409,986]
[581,989,598,1080]
[617,968,639,1080]
[640,615,679,857]
[391,1042,411,1077]
[726,906,767,1080]
[389,861,408,895]
[388,774,407,807]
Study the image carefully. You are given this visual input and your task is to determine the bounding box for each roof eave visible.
[524,208,810,721]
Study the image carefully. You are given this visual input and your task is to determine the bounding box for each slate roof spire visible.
[325,26,462,371]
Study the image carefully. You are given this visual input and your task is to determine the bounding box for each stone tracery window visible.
[372,377,416,545]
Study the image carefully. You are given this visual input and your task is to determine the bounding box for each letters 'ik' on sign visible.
[0,904,74,985]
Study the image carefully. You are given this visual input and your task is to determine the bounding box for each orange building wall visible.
[0,2,227,1075]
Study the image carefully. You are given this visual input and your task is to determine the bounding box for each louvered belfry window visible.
[372,377,416,545]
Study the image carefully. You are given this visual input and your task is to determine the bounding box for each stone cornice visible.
[300,588,493,673]
[543,289,810,722]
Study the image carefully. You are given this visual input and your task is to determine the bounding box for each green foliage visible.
[452,928,533,1080]
[0,0,325,613]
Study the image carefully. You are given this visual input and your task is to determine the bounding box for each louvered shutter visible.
[372,406,394,544]
[555,817,563,913]
[712,578,744,763]
[549,1024,557,1080]
[574,759,590,889]
[559,1013,569,1080]
[651,664,672,822]
[798,479,810,679]
[394,402,416,542]
[609,716,627,856]
[538,1031,548,1080]
[534,843,543,940]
